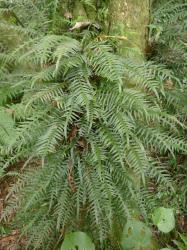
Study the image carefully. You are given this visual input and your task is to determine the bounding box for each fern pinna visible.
[150,0,187,81]
[0,0,187,249]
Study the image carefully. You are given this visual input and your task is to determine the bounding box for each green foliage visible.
[150,0,187,81]
[150,0,187,218]
[81,0,96,9]
[0,223,11,235]
[173,234,187,250]
[152,207,175,233]
[0,110,15,145]
[161,233,187,250]
[0,0,186,249]
[61,231,95,250]
[121,219,152,250]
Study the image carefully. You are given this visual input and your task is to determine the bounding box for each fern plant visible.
[0,1,187,249]
[150,0,187,216]
[150,0,187,81]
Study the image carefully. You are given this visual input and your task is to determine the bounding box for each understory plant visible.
[150,0,187,216]
[0,0,186,249]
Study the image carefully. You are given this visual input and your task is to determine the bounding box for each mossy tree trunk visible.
[65,0,150,57]
[108,0,150,53]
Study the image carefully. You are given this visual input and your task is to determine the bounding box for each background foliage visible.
[0,0,186,249]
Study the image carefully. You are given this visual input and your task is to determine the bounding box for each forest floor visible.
[0,163,24,250]
[0,163,187,250]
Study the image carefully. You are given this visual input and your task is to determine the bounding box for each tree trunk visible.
[108,0,150,56]
[67,0,150,57]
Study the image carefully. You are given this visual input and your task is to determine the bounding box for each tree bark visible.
[66,0,150,57]
[108,0,150,56]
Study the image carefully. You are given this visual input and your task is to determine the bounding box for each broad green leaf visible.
[121,219,152,250]
[60,232,95,250]
[152,207,175,233]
